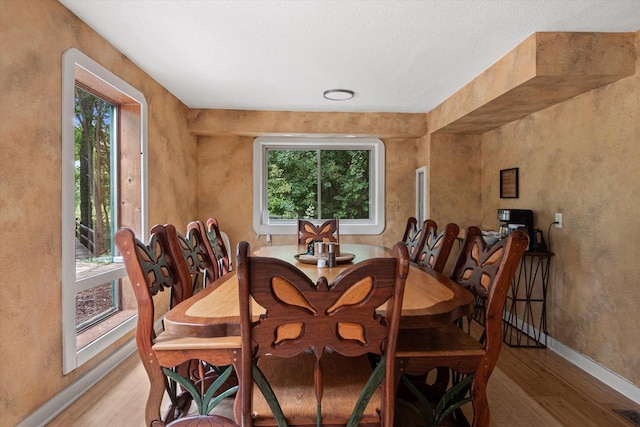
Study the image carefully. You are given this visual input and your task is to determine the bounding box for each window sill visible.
[76,309,136,351]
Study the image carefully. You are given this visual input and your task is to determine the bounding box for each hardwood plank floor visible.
[48,343,639,426]
[478,346,638,427]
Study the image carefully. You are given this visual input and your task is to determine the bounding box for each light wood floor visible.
[48,343,639,426]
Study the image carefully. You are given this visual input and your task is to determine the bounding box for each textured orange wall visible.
[190,109,427,138]
[197,136,418,256]
[0,1,197,424]
[2,0,638,422]
[429,133,483,231]
[427,30,640,386]
[197,134,255,254]
[382,138,419,248]
[479,32,640,384]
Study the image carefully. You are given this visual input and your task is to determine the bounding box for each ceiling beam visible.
[188,109,427,139]
[429,32,636,134]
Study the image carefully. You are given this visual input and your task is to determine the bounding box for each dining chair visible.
[401,216,427,262]
[395,227,529,427]
[297,217,339,245]
[236,240,410,426]
[206,217,232,274]
[166,222,241,395]
[220,230,233,271]
[414,221,460,274]
[400,219,457,400]
[187,219,231,281]
[160,223,219,293]
[116,226,241,427]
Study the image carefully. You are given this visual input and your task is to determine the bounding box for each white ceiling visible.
[59,0,640,113]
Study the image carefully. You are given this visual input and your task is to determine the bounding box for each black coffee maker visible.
[497,209,546,251]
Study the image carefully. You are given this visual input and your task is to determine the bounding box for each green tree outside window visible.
[266,149,370,220]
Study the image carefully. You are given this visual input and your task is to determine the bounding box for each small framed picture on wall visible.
[500,167,519,198]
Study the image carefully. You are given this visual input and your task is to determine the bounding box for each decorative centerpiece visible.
[295,240,354,265]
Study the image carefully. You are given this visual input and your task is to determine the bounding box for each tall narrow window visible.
[62,48,147,374]
[74,87,119,332]
[254,137,384,235]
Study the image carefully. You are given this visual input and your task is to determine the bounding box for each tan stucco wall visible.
[190,109,427,138]
[197,136,418,255]
[0,1,197,424]
[427,30,640,386]
[1,0,638,423]
[478,32,640,384]
[429,133,483,231]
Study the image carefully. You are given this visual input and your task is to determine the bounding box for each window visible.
[74,87,119,332]
[415,166,428,224]
[62,48,148,374]
[253,137,385,235]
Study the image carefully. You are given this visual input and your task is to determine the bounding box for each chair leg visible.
[146,364,167,426]
[470,377,490,427]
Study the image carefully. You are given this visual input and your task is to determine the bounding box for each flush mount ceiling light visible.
[323,89,354,101]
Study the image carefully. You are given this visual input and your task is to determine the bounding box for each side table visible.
[503,251,553,348]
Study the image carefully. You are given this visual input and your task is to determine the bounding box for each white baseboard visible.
[17,318,163,427]
[548,337,640,404]
[504,315,640,405]
[17,338,137,427]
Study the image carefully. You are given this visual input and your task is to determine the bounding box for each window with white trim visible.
[415,166,428,224]
[253,137,385,235]
[62,48,147,374]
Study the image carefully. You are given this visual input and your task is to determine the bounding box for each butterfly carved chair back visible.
[453,226,527,333]
[415,222,460,273]
[402,217,430,263]
[187,219,230,283]
[297,217,339,245]
[206,218,231,275]
[153,223,218,294]
[237,241,409,427]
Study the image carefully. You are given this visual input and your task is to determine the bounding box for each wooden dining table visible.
[163,243,473,338]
